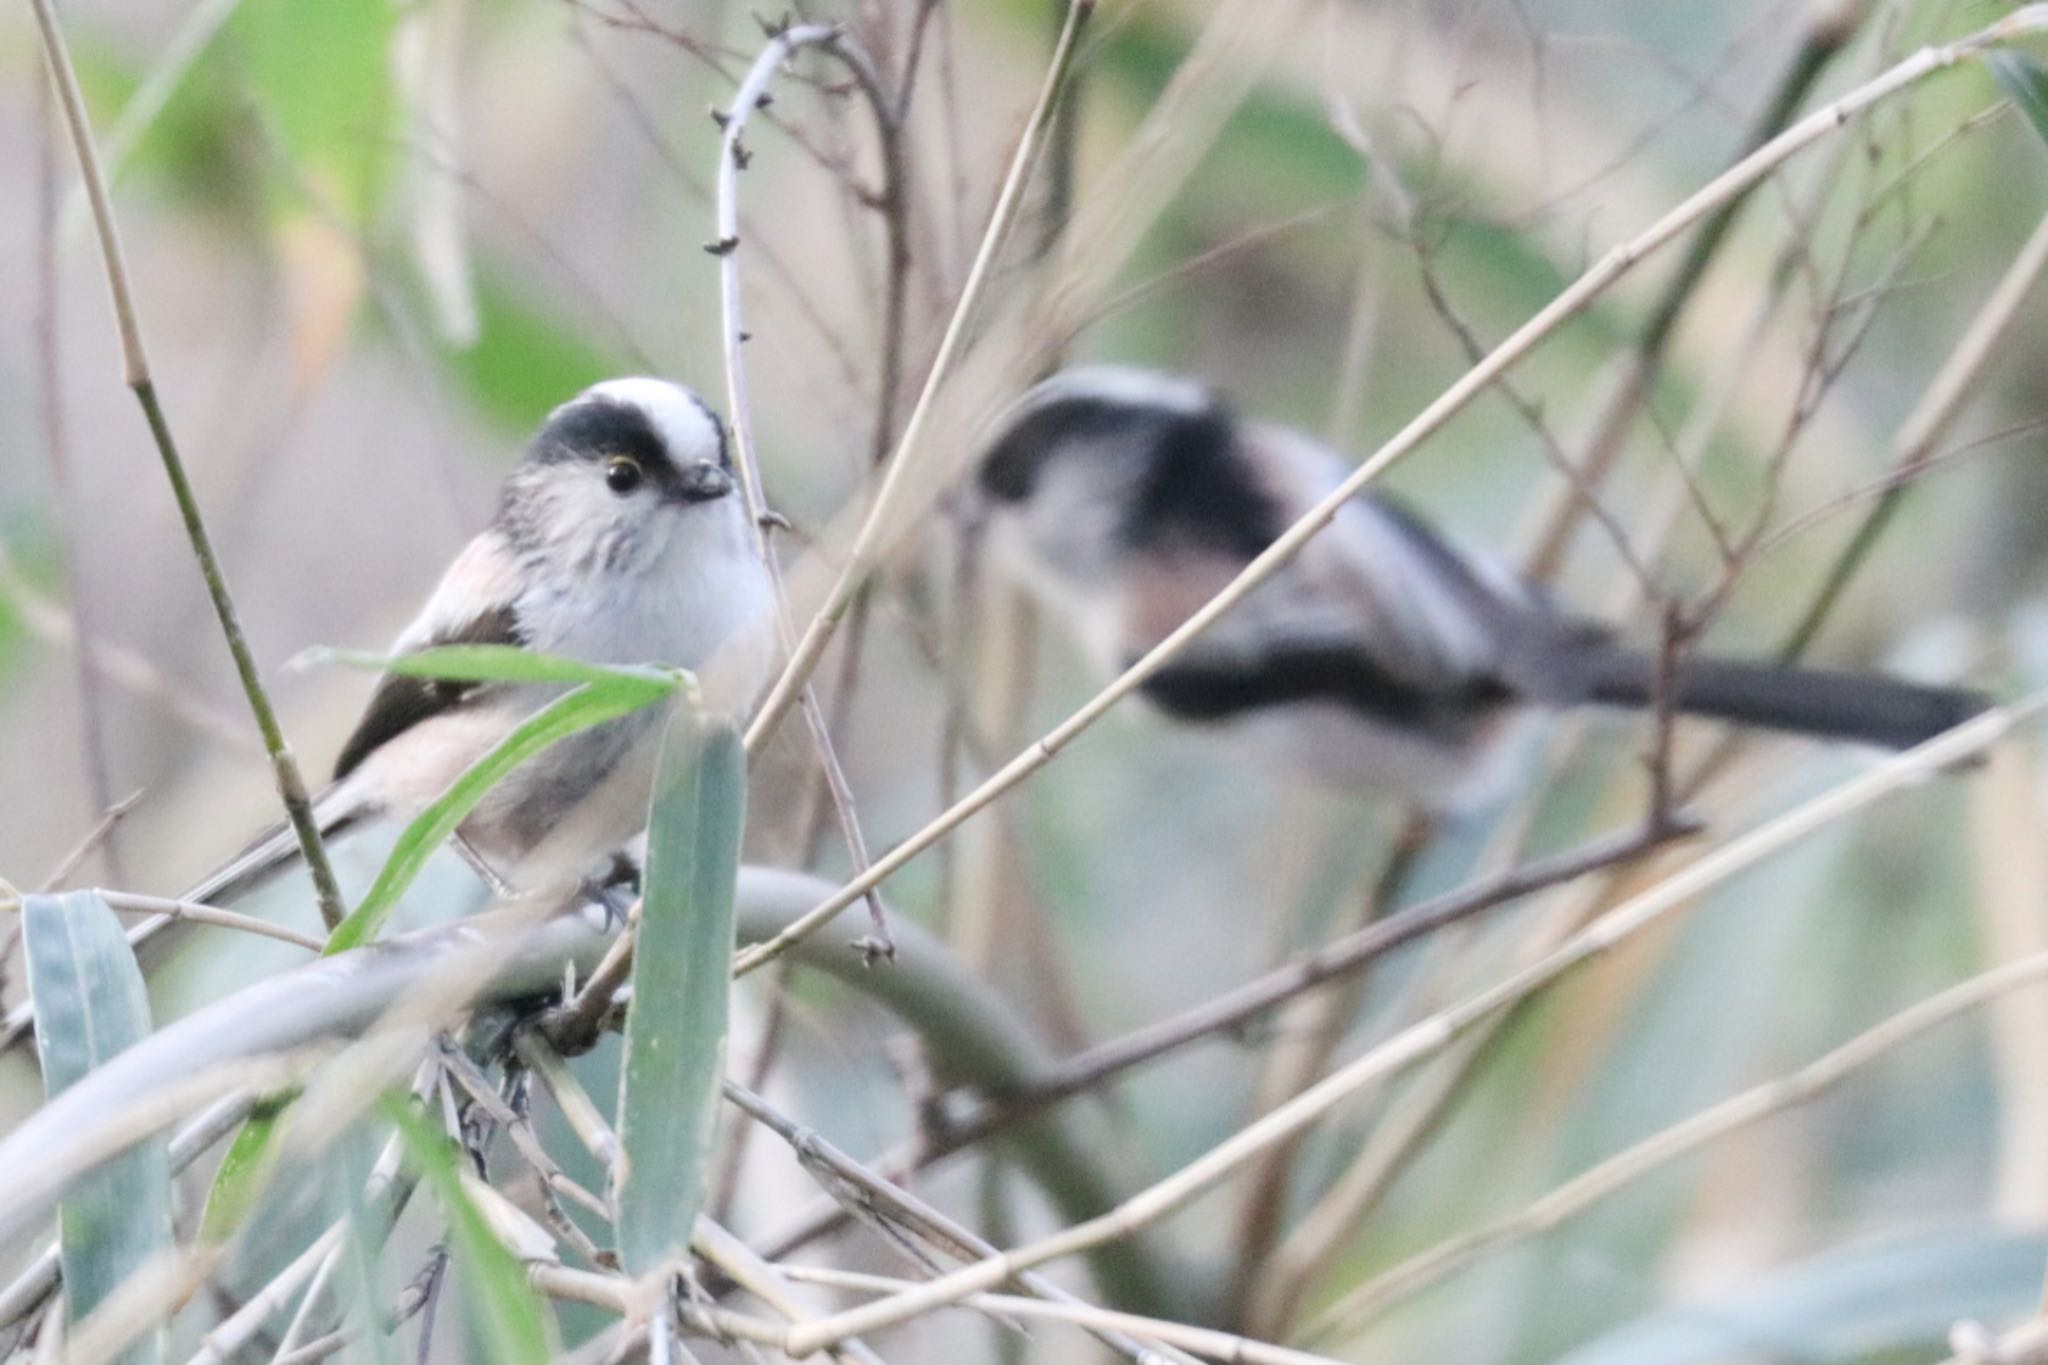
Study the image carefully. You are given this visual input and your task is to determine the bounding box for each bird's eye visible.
[605,457,643,494]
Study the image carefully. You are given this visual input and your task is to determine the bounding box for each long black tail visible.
[1574,646,1989,750]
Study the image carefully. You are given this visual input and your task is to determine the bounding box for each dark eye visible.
[605,457,643,494]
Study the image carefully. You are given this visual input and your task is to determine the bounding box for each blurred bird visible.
[6,378,773,1047]
[971,365,1988,809]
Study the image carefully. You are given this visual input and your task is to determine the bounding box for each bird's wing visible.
[332,531,528,781]
[1232,424,1538,691]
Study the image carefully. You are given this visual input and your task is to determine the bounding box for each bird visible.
[969,365,1988,809]
[29,377,775,1002]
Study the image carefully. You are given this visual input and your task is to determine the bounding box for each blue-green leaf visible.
[615,713,747,1275]
[1558,1224,2048,1365]
[1989,51,2048,151]
[23,892,171,1364]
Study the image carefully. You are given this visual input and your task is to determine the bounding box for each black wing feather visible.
[333,604,525,780]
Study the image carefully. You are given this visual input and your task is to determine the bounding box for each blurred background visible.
[5,0,2048,1360]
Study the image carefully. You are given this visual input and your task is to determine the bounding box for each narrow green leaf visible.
[382,1100,553,1365]
[1989,51,2048,150]
[195,1092,294,1243]
[22,892,171,1363]
[310,643,689,693]
[325,677,676,954]
[615,714,747,1276]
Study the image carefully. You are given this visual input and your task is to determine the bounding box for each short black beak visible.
[672,461,734,504]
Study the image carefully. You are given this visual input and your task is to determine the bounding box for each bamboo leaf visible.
[326,676,677,954]
[22,892,171,1364]
[1989,51,2048,150]
[1557,1224,2048,1365]
[383,1100,554,1365]
[206,666,680,1237]
[329,1121,401,1365]
[615,713,747,1276]
[195,1092,293,1243]
[308,643,689,694]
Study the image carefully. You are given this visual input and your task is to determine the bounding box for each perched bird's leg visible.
[451,832,521,901]
[586,853,640,931]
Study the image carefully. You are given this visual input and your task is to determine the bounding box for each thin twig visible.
[723,1081,1195,1365]
[1227,810,1436,1300]
[0,889,325,953]
[1779,201,2048,659]
[740,0,1094,757]
[35,67,124,885]
[538,903,639,1053]
[947,816,1695,1147]
[0,538,251,748]
[1519,0,1873,583]
[692,1218,884,1365]
[440,1048,610,1263]
[778,1265,1351,1365]
[262,1069,437,1362]
[713,21,896,961]
[513,1030,621,1174]
[29,0,346,932]
[36,792,144,892]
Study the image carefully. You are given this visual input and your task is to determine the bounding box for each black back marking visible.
[333,604,526,781]
[531,399,674,471]
[511,394,732,520]
[1139,641,1511,737]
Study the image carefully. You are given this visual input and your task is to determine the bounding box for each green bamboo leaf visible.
[326,676,677,955]
[22,892,171,1364]
[383,1100,553,1365]
[615,713,747,1276]
[194,1092,293,1243]
[308,643,689,693]
[1989,51,2048,150]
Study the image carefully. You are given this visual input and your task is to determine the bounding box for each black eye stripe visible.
[533,399,672,471]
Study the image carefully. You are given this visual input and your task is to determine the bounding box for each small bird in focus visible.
[971,365,1988,809]
[113,378,770,951]
[4,378,771,1051]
